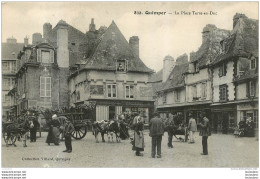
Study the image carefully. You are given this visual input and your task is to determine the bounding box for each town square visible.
[1,3,259,176]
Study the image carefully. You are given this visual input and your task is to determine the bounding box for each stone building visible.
[15,20,85,113]
[210,13,258,133]
[69,20,154,123]
[2,37,24,120]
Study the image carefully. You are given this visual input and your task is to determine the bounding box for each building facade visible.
[69,21,154,123]
[2,37,24,120]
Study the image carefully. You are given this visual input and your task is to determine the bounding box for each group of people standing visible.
[131,111,211,158]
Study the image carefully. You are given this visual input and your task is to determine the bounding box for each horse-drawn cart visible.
[2,121,28,146]
[57,112,92,140]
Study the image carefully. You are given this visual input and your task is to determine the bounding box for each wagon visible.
[57,112,92,140]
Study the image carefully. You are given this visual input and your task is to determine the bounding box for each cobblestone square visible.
[2,130,258,168]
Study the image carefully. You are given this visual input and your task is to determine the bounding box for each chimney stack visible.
[6,37,17,44]
[24,37,29,46]
[43,22,52,39]
[163,55,175,82]
[57,20,69,68]
[129,36,139,58]
[32,33,42,45]
[89,18,96,32]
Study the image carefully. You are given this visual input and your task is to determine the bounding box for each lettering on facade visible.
[90,85,104,95]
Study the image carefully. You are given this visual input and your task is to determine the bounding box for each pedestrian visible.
[164,113,175,148]
[29,116,40,142]
[149,112,165,158]
[188,113,197,143]
[46,114,60,146]
[131,112,145,156]
[63,119,74,153]
[198,112,211,155]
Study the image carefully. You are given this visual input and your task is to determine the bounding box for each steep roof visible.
[2,42,24,60]
[82,21,153,73]
[212,15,258,66]
[191,24,230,69]
[149,69,163,83]
[160,63,189,91]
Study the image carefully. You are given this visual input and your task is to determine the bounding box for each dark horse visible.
[92,120,122,143]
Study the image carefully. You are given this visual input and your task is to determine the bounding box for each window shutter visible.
[37,49,41,62]
[224,62,227,76]
[50,50,54,63]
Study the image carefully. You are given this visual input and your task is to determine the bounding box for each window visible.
[192,85,197,100]
[250,57,256,69]
[40,76,51,97]
[219,85,227,102]
[194,62,199,72]
[163,93,167,104]
[125,85,134,99]
[107,84,117,98]
[37,49,54,63]
[219,63,226,77]
[11,61,16,73]
[175,90,180,102]
[2,62,10,72]
[116,60,128,72]
[201,83,207,98]
[249,81,256,97]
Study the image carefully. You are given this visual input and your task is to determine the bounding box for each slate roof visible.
[149,69,163,83]
[2,42,24,60]
[159,63,189,91]
[191,24,230,69]
[211,15,258,66]
[82,21,153,73]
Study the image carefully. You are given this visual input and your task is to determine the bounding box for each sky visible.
[2,2,258,72]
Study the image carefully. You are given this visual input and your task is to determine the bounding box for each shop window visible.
[40,76,51,97]
[219,84,227,102]
[219,62,227,77]
[107,84,117,98]
[125,85,134,99]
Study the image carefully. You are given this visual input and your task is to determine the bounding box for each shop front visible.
[211,104,237,134]
[89,99,154,124]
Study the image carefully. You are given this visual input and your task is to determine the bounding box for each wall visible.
[212,61,235,102]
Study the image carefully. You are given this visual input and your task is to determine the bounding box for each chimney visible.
[129,36,139,58]
[24,37,29,46]
[163,55,175,82]
[233,13,247,29]
[202,24,216,43]
[32,33,42,45]
[43,22,52,39]
[6,37,17,44]
[57,20,69,68]
[89,18,96,32]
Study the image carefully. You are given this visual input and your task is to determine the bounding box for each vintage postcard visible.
[1,1,259,178]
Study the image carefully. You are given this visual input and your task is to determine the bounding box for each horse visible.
[92,120,121,143]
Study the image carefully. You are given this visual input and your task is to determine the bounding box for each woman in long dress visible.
[131,113,145,156]
[46,114,60,145]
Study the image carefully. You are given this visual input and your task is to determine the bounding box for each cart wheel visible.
[71,126,87,140]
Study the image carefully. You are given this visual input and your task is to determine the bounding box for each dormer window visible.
[250,57,256,69]
[116,59,128,72]
[37,49,54,63]
[194,62,199,72]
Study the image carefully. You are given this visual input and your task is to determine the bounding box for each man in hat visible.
[198,112,211,155]
[63,119,74,153]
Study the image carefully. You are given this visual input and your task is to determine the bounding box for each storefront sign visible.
[139,87,153,97]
